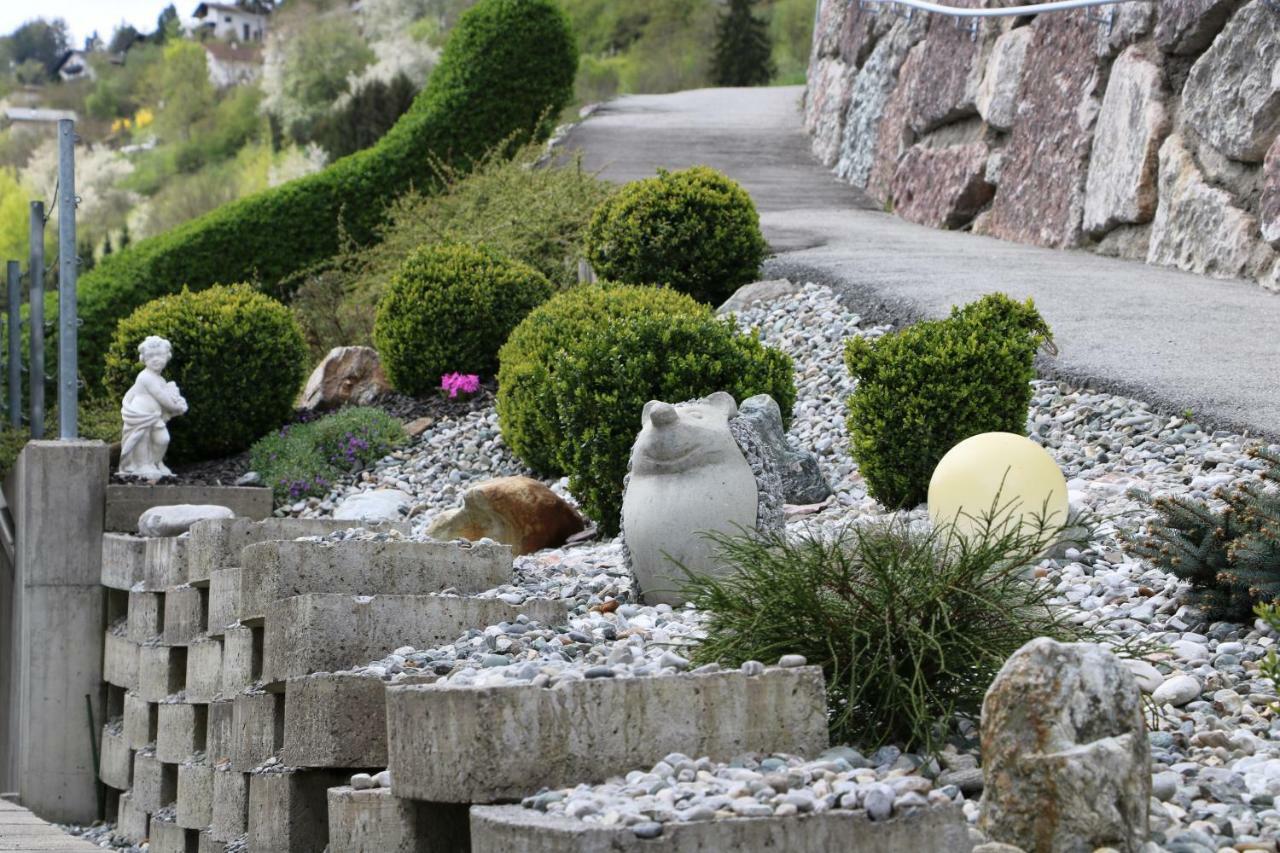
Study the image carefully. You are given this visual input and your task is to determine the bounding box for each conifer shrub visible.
[584,167,767,305]
[496,284,794,533]
[103,284,308,461]
[373,244,554,396]
[1126,447,1280,620]
[844,293,1052,509]
[76,0,577,384]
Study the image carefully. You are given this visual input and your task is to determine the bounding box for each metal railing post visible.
[5,261,18,429]
[57,119,77,440]
[28,202,44,440]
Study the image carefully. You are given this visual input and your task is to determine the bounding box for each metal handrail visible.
[858,0,1141,16]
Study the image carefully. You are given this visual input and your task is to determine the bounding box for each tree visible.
[0,168,28,265]
[144,41,216,142]
[5,18,71,77]
[152,5,181,45]
[313,73,419,160]
[108,24,143,54]
[711,0,775,87]
[263,6,374,140]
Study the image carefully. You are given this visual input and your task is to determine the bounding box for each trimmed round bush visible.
[844,293,1052,509]
[104,284,308,461]
[584,166,767,305]
[77,0,577,384]
[373,244,554,396]
[497,284,795,534]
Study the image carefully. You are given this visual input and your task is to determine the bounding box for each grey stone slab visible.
[187,517,410,584]
[103,632,139,692]
[247,768,348,853]
[102,533,147,591]
[231,693,283,772]
[210,768,248,842]
[283,673,387,768]
[177,761,214,830]
[105,485,272,534]
[327,787,469,853]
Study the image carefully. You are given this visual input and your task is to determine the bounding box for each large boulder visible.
[906,1,996,134]
[1180,1,1280,163]
[298,346,391,413]
[865,44,925,205]
[1155,0,1245,54]
[979,638,1150,853]
[807,57,856,167]
[426,476,585,556]
[975,27,1033,133]
[1263,136,1280,246]
[891,141,994,229]
[735,394,831,506]
[334,488,413,522]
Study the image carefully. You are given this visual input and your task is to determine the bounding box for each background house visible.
[193,3,269,43]
[201,41,263,88]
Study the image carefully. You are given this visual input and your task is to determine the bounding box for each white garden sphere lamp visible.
[927,432,1068,543]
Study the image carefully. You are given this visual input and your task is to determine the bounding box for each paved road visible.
[0,797,99,852]
[561,86,1280,440]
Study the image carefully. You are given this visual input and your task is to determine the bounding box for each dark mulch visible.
[366,384,496,423]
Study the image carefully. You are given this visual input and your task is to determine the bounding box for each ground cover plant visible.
[682,514,1084,751]
[250,406,405,503]
[844,293,1053,509]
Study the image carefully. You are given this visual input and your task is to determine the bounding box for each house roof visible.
[201,41,263,63]
[194,3,266,19]
[53,50,89,74]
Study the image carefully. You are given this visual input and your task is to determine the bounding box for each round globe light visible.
[927,432,1068,544]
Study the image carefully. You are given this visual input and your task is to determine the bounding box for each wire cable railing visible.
[857,0,1143,17]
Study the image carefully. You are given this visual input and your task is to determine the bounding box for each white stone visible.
[1122,659,1163,694]
[138,504,235,538]
[1152,674,1201,707]
[976,27,1033,133]
[334,489,413,522]
[119,335,187,479]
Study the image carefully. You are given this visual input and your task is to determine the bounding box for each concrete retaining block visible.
[231,692,283,772]
[206,568,241,636]
[115,792,149,844]
[283,673,387,768]
[248,768,349,853]
[220,625,260,693]
[133,750,177,813]
[104,631,139,692]
[124,692,157,749]
[186,638,223,703]
[468,804,974,853]
[239,538,512,623]
[139,644,187,702]
[210,767,249,842]
[163,585,205,645]
[206,700,235,765]
[149,813,198,853]
[387,667,829,803]
[178,761,214,829]
[197,829,226,853]
[327,787,470,853]
[158,702,208,763]
[128,591,164,644]
[188,516,409,583]
[103,533,147,590]
[99,725,132,791]
[264,594,568,683]
[145,536,189,590]
[106,483,272,533]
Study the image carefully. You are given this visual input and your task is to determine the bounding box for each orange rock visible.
[426,476,585,557]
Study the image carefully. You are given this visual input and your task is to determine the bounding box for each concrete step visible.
[188,517,410,584]
[283,673,388,768]
[386,666,828,803]
[248,768,350,853]
[327,787,469,853]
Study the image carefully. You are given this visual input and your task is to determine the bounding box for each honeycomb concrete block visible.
[198,829,226,853]
[283,673,387,768]
[104,632,140,692]
[327,787,471,853]
[128,591,164,644]
[145,536,190,590]
[206,568,241,637]
[178,761,214,829]
[231,692,284,772]
[239,538,512,623]
[158,702,208,764]
[116,792,150,844]
[220,625,260,694]
[103,533,147,590]
[186,638,223,703]
[124,692,158,749]
[149,813,197,853]
[210,767,249,842]
[139,644,187,702]
[469,804,974,853]
[248,768,349,853]
[188,516,409,583]
[264,594,567,683]
[387,667,829,803]
[133,750,178,813]
[163,585,206,645]
[206,700,236,765]
[100,724,132,791]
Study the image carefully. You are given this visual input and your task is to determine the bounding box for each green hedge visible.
[103,284,308,461]
[77,0,577,385]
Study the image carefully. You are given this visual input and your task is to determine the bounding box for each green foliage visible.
[144,41,216,143]
[373,244,554,395]
[585,166,767,305]
[1256,600,1280,708]
[1126,447,1280,620]
[275,10,376,139]
[497,283,794,534]
[291,144,610,355]
[103,284,307,461]
[3,18,71,77]
[0,167,28,262]
[844,293,1052,509]
[683,515,1082,750]
[76,0,578,386]
[767,0,815,84]
[712,0,775,87]
[249,406,405,503]
[312,73,419,161]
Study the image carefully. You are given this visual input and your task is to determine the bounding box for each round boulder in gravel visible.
[1151,674,1201,707]
[426,476,585,556]
[980,638,1150,853]
[334,489,412,522]
[138,504,235,537]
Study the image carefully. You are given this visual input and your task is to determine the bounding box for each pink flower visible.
[441,372,481,398]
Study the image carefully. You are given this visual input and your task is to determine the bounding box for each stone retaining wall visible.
[804,0,1280,291]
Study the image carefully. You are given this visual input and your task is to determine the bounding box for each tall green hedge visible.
[77,0,577,385]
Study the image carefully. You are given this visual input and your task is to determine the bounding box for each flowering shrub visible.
[249,406,405,504]
[441,372,481,398]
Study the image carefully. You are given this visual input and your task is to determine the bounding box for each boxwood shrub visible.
[103,284,308,461]
[844,293,1052,509]
[497,284,795,534]
[373,244,554,396]
[77,0,577,383]
[584,166,767,305]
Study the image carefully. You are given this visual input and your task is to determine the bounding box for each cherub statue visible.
[119,336,188,479]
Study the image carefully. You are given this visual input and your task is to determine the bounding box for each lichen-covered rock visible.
[891,142,994,229]
[1082,47,1170,236]
[734,394,831,506]
[426,476,585,557]
[1181,1,1280,163]
[975,27,1032,133]
[1095,1,1155,58]
[1263,136,1280,245]
[979,638,1150,853]
[807,58,855,167]
[984,11,1104,248]
[907,2,995,134]
[1155,0,1245,54]
[1147,134,1274,279]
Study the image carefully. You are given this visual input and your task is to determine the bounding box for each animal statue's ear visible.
[642,400,660,425]
[704,391,738,418]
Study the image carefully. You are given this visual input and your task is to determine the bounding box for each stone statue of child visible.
[119,335,187,479]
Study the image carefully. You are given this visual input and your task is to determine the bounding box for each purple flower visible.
[441,372,481,398]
